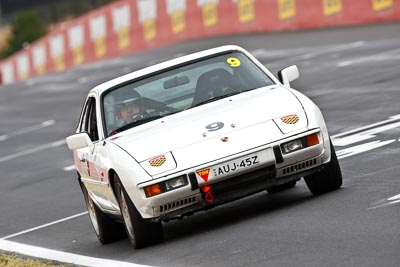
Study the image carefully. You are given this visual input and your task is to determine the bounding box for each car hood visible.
[109,86,307,176]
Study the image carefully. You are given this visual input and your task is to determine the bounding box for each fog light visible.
[143,175,189,198]
[165,176,188,191]
[282,139,303,154]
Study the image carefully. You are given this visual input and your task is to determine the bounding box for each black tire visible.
[304,140,343,196]
[267,180,297,194]
[114,175,163,249]
[79,181,126,244]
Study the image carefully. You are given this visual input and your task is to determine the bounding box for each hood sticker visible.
[149,155,166,167]
[281,114,299,124]
[196,168,210,182]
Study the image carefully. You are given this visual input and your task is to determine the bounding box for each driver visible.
[114,90,146,127]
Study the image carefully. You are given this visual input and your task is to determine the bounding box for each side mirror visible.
[277,65,299,87]
[66,133,94,151]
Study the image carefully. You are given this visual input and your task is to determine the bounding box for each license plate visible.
[212,155,259,177]
[196,149,273,182]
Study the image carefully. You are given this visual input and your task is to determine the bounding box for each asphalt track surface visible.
[1,23,400,266]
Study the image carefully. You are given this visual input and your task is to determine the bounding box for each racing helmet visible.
[114,89,145,122]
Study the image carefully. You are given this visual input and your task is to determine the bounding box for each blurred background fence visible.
[0,0,399,85]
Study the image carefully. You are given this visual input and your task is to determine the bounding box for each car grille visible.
[282,158,318,175]
[160,196,197,213]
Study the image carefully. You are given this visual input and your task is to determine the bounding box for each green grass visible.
[0,253,70,267]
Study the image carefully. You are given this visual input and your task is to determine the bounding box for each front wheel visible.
[114,175,163,249]
[80,181,126,244]
[304,139,343,196]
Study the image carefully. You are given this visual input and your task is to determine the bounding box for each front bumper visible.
[157,162,326,222]
[139,129,329,221]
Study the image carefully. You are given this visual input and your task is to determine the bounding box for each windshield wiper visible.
[191,91,242,108]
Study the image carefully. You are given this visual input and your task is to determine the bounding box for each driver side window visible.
[79,97,99,142]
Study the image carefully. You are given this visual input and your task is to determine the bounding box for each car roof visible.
[89,45,249,96]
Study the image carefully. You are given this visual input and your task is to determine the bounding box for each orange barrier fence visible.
[1,0,399,85]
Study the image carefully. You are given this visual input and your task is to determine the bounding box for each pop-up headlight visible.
[282,139,303,154]
[165,176,188,191]
[281,133,319,155]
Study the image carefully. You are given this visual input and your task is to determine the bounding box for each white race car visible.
[66,45,342,248]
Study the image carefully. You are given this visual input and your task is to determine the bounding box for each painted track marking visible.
[63,164,76,171]
[332,114,400,158]
[332,114,400,141]
[337,47,400,67]
[1,212,88,240]
[0,120,55,142]
[368,193,400,210]
[269,41,365,66]
[0,139,66,163]
[336,140,396,159]
[0,239,153,267]
[0,212,155,266]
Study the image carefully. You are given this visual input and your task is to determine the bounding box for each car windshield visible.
[102,51,274,136]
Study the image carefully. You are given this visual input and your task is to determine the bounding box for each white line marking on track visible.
[388,199,400,205]
[336,140,396,159]
[337,61,353,67]
[387,193,400,201]
[174,53,186,58]
[332,114,400,139]
[63,165,76,171]
[332,122,400,147]
[250,48,304,58]
[123,66,133,73]
[0,139,66,163]
[0,212,156,266]
[1,212,88,240]
[368,193,400,210]
[336,47,400,67]
[269,41,365,66]
[332,114,400,147]
[78,77,89,84]
[0,239,153,267]
[0,120,55,142]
